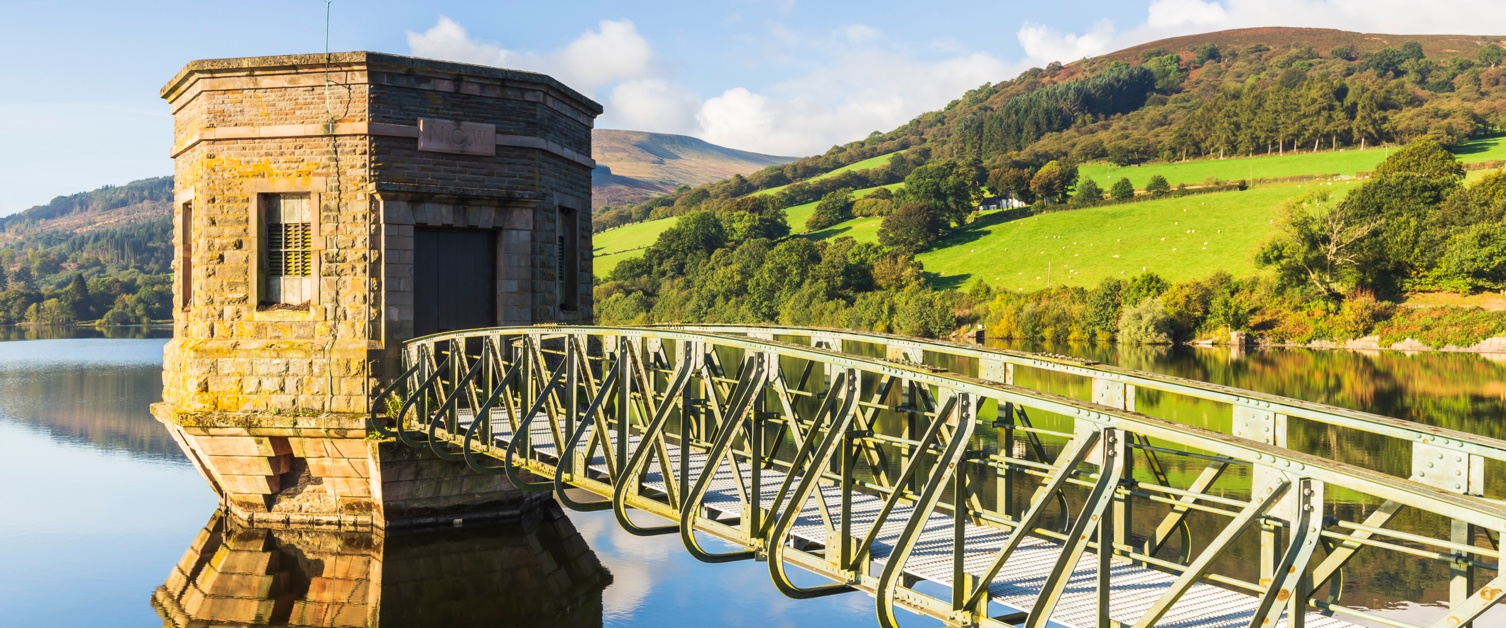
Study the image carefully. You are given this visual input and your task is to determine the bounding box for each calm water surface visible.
[0,333,1501,626]
[0,334,878,627]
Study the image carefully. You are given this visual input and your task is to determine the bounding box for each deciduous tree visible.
[1110,177,1135,202]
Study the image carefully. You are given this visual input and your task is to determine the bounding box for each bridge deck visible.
[465,411,1356,628]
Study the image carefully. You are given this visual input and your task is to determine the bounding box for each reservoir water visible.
[0,332,1500,626]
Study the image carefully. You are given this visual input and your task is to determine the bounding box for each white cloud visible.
[693,46,1012,155]
[1144,0,1229,30]
[553,20,654,93]
[407,17,653,93]
[406,16,531,69]
[842,24,882,43]
[608,79,702,135]
[407,16,1019,156]
[1016,19,1117,66]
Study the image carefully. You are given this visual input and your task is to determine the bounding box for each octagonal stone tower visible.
[151,52,600,528]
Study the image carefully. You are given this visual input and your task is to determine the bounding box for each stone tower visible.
[151,52,600,528]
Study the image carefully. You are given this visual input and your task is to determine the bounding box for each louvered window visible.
[262,193,313,306]
[558,206,579,311]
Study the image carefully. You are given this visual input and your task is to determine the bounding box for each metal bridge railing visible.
[372,326,1506,628]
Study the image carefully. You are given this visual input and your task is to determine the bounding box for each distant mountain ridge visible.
[1102,27,1505,65]
[592,129,796,208]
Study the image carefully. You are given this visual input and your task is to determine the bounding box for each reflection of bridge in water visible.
[378,325,1505,628]
[153,503,611,627]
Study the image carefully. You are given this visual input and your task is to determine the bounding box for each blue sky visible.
[2,0,1502,215]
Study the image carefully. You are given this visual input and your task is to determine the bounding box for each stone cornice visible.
[171,122,595,169]
[161,51,602,118]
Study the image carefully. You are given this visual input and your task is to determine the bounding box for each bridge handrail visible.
[398,325,1506,530]
[392,326,1506,627]
[656,324,1506,464]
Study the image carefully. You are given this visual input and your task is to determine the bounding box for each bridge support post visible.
[1233,404,1289,590]
[1413,441,1486,628]
[1090,378,1136,564]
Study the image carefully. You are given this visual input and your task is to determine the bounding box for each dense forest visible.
[0,177,174,326]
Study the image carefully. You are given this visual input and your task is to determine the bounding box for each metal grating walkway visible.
[466,410,1357,628]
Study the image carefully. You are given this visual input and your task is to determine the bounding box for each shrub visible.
[1206,293,1250,332]
[879,201,947,252]
[1072,178,1104,207]
[806,188,855,230]
[893,285,957,338]
[1081,279,1124,342]
[1110,177,1135,202]
[98,306,143,327]
[1161,281,1213,340]
[1118,297,1173,344]
[853,197,894,217]
[1335,290,1394,339]
[1121,271,1170,307]
[1146,175,1171,197]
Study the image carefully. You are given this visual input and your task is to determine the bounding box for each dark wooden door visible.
[414,228,496,337]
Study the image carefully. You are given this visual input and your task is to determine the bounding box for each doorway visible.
[413,228,497,336]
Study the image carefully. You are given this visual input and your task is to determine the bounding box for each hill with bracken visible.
[591,27,1506,346]
[0,177,174,325]
[1100,27,1505,65]
[0,177,173,274]
[591,129,795,208]
[596,25,1506,236]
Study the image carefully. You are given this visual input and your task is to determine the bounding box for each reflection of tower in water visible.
[152,502,612,628]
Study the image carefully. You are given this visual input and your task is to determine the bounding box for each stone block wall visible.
[156,52,600,527]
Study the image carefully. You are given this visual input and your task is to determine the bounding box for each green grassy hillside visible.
[915,182,1352,290]
[594,135,1503,285]
[753,151,902,197]
[597,183,904,277]
[593,217,678,276]
[1078,137,1506,190]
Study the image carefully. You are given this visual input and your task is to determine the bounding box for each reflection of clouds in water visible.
[570,509,682,622]
[0,338,167,368]
[566,507,873,627]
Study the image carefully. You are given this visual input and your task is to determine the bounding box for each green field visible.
[595,183,904,276]
[786,183,902,232]
[592,216,678,276]
[915,181,1356,290]
[1078,136,1506,190]
[598,138,1506,284]
[754,151,902,197]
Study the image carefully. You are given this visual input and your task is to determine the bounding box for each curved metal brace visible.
[853,397,959,571]
[394,351,452,449]
[367,362,421,438]
[1319,534,1346,608]
[461,349,526,476]
[1135,433,1194,562]
[1016,407,1071,534]
[876,397,976,628]
[767,374,860,599]
[502,356,569,492]
[554,361,621,512]
[426,350,487,461]
[679,357,766,563]
[611,353,696,537]
[960,431,1104,613]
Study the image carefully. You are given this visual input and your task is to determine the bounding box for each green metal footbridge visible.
[371,325,1505,628]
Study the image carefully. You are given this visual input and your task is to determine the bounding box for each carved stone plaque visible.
[417,118,496,156]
